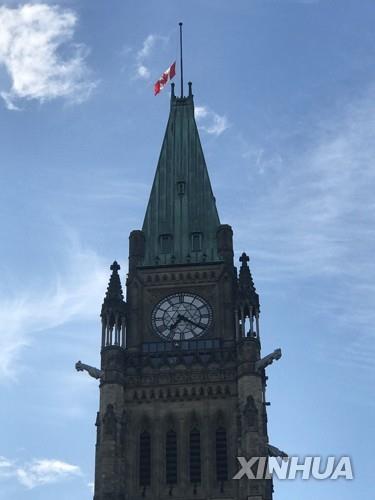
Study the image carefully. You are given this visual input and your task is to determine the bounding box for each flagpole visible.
[179,22,184,97]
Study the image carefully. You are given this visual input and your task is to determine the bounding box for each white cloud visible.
[137,34,158,60]
[133,33,168,80]
[0,3,96,110]
[195,105,230,136]
[0,235,109,380]
[194,106,208,120]
[0,456,81,489]
[16,459,81,489]
[0,456,14,479]
[0,457,13,468]
[136,64,150,79]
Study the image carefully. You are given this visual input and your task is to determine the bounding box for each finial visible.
[102,260,125,321]
[110,260,120,272]
[171,82,175,98]
[238,251,257,299]
[188,81,192,97]
[239,252,250,265]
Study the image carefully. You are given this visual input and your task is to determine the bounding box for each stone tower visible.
[79,82,284,500]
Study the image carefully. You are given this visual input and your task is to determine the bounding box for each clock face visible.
[151,293,212,341]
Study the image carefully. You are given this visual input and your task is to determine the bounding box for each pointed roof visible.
[238,252,259,309]
[142,82,221,266]
[101,261,126,316]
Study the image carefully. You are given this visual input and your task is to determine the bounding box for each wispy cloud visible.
[0,235,108,380]
[195,105,230,136]
[134,34,168,80]
[233,86,375,371]
[0,3,97,110]
[239,87,375,281]
[240,143,284,175]
[0,456,81,489]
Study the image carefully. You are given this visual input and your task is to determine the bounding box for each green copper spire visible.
[142,82,221,266]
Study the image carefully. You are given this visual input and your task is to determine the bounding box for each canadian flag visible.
[154,61,176,95]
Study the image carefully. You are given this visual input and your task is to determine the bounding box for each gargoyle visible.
[267,444,288,460]
[75,360,103,380]
[255,348,282,371]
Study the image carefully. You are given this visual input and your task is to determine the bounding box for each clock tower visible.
[84,82,284,500]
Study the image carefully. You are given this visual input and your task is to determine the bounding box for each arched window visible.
[139,431,151,487]
[166,430,177,485]
[215,427,228,482]
[189,428,201,484]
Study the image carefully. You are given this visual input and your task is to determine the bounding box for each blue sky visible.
[0,0,374,498]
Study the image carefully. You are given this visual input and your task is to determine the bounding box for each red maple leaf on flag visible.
[154,62,176,95]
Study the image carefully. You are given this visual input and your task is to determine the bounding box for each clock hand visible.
[167,315,184,340]
[180,316,204,330]
[169,314,183,331]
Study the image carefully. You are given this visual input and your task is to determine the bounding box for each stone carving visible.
[243,395,258,430]
[95,412,101,443]
[103,404,117,439]
[255,348,282,372]
[120,410,127,448]
[75,361,103,380]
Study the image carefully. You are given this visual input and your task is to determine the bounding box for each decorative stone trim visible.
[127,383,234,403]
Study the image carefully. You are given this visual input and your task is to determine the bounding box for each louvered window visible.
[159,234,173,254]
[189,428,201,484]
[191,232,203,252]
[139,431,151,486]
[215,427,228,482]
[166,430,177,484]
